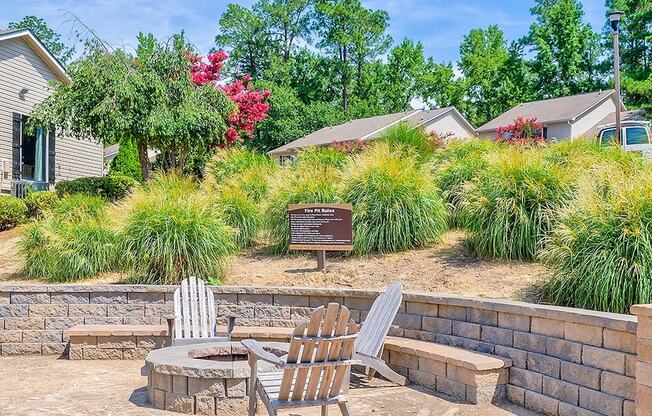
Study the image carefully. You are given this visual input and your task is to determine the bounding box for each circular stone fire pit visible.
[145,341,286,414]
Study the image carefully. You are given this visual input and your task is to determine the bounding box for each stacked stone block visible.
[68,324,169,360]
[148,369,247,415]
[632,305,652,416]
[0,285,648,415]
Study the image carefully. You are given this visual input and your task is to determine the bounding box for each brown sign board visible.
[288,203,353,251]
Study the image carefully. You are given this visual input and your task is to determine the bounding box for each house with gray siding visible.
[0,28,103,195]
[476,90,626,141]
[268,107,476,161]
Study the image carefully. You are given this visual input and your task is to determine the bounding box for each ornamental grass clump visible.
[263,160,341,254]
[121,173,233,284]
[207,147,276,202]
[379,123,439,162]
[341,142,448,254]
[431,139,503,225]
[541,169,652,313]
[293,146,350,169]
[19,217,120,282]
[214,185,260,250]
[53,194,107,222]
[460,148,572,260]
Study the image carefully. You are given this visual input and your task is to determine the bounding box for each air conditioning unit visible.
[10,180,49,198]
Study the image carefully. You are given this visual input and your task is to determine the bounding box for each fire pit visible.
[144,341,286,414]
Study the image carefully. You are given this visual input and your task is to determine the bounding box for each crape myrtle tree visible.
[31,32,269,179]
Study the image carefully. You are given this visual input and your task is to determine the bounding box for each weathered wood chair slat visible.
[243,303,358,416]
[168,276,234,346]
[352,282,406,386]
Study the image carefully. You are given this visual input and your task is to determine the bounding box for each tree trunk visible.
[137,139,150,180]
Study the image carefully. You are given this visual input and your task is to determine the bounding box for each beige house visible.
[268,107,475,161]
[0,28,103,195]
[476,90,626,141]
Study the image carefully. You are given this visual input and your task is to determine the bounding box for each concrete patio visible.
[0,357,540,416]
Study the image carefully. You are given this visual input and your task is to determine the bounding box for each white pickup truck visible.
[598,120,652,157]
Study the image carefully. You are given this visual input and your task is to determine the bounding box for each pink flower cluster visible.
[186,50,227,85]
[187,51,270,145]
[330,139,366,153]
[495,116,545,145]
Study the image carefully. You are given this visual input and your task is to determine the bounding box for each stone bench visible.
[67,325,170,360]
[66,324,510,405]
[382,336,511,404]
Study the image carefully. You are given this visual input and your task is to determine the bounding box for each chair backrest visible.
[278,303,358,402]
[354,282,402,358]
[173,276,217,340]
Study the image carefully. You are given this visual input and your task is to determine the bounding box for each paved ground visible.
[0,357,539,416]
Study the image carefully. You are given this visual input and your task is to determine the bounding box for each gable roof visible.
[0,28,70,84]
[477,90,625,133]
[268,107,471,155]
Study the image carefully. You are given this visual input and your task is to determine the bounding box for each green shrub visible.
[207,147,276,202]
[263,161,341,254]
[460,148,573,260]
[121,174,233,284]
[53,194,106,222]
[292,146,350,169]
[19,217,120,282]
[215,185,260,249]
[431,139,503,225]
[541,169,652,313]
[109,139,143,181]
[341,142,447,254]
[24,191,59,218]
[0,196,27,230]
[55,175,136,201]
[542,138,645,176]
[379,123,438,162]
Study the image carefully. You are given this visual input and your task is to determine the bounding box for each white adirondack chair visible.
[352,282,406,386]
[243,303,358,416]
[167,276,235,346]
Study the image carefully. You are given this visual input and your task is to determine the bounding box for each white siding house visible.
[268,107,476,159]
[0,29,103,194]
[476,90,625,141]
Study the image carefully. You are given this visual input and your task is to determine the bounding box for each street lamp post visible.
[609,10,624,146]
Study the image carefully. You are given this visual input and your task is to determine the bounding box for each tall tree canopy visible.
[525,0,605,98]
[32,33,269,178]
[8,16,76,64]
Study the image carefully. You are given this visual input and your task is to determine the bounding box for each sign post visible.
[288,203,353,270]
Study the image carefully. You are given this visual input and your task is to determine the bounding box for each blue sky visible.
[3,0,608,64]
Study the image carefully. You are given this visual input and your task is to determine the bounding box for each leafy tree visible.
[314,0,389,112]
[382,39,428,111]
[109,139,143,181]
[8,16,76,64]
[605,0,652,116]
[258,0,313,61]
[525,0,605,98]
[216,4,272,78]
[459,26,510,126]
[420,61,466,110]
[31,33,236,179]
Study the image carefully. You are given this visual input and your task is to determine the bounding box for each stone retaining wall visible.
[0,285,643,416]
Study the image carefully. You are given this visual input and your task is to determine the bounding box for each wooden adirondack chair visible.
[167,276,235,346]
[352,282,406,386]
[242,303,358,416]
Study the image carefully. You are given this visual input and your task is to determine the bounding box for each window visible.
[12,113,52,183]
[21,123,47,181]
[600,128,617,145]
[625,127,650,145]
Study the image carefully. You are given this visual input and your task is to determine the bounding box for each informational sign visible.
[288,203,353,251]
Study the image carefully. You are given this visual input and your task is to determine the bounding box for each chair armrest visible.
[164,315,175,338]
[241,339,285,368]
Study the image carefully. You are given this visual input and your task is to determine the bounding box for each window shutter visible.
[48,124,56,184]
[12,113,21,179]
